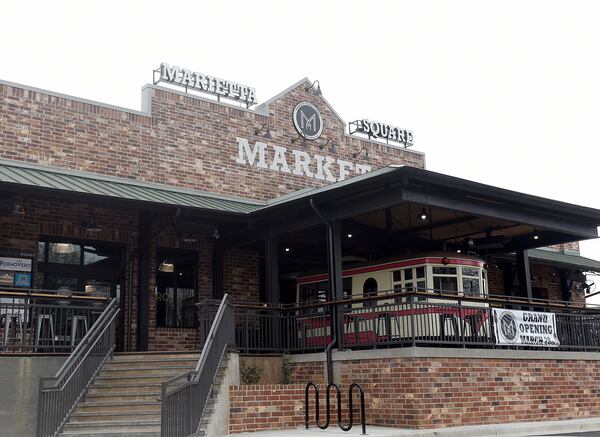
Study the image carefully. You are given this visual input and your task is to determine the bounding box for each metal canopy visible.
[0,159,263,214]
[220,166,600,250]
[2,159,600,254]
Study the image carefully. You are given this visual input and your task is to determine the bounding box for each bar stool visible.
[1,298,26,351]
[68,315,89,347]
[34,314,55,352]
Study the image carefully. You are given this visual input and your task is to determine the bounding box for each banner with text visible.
[493,308,560,347]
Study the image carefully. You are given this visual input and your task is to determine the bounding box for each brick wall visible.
[234,355,600,433]
[339,356,600,428]
[0,196,262,352]
[229,383,347,433]
[0,81,425,202]
[486,260,585,305]
[229,384,305,433]
[289,361,326,385]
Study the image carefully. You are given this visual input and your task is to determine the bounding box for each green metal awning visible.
[0,159,264,214]
[528,249,600,273]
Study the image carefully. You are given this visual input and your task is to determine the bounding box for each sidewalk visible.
[227,418,600,437]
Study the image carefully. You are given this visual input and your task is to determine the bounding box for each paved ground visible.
[227,418,600,437]
[531,431,600,437]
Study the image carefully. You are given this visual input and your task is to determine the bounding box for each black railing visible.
[0,289,109,353]
[208,289,600,354]
[305,382,366,434]
[36,298,119,437]
[161,294,235,437]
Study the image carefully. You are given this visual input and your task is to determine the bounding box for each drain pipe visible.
[309,198,337,385]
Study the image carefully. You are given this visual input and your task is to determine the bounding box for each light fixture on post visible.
[254,123,272,139]
[84,221,103,233]
[12,199,26,216]
[352,146,370,160]
[305,80,322,96]
[291,133,306,146]
[158,259,175,273]
[319,138,337,154]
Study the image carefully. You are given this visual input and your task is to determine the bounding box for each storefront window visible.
[37,238,123,296]
[156,249,197,328]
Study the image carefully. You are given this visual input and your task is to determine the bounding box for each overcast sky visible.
[3,0,600,296]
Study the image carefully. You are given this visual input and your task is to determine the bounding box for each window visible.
[156,249,198,328]
[37,238,123,297]
[392,266,427,302]
[432,266,459,293]
[462,267,481,296]
[362,277,378,307]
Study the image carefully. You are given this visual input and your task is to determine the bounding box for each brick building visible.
[2,67,600,436]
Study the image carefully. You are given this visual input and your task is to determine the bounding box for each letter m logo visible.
[300,110,317,132]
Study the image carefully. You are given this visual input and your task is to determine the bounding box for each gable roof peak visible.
[256,77,345,125]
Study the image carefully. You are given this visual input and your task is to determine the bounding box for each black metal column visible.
[516,249,532,301]
[265,236,280,304]
[137,213,153,351]
[212,244,224,299]
[326,219,344,357]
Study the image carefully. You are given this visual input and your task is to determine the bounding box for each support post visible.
[265,236,280,304]
[516,249,532,302]
[137,213,154,351]
[329,220,344,352]
[212,244,224,299]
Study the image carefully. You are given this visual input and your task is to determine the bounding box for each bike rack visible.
[305,382,366,435]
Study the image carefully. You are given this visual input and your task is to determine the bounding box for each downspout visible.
[309,198,336,384]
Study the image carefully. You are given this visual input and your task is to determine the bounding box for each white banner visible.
[493,308,560,347]
[0,257,32,272]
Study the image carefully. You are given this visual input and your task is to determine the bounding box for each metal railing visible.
[161,294,235,437]
[36,298,119,437]
[215,289,600,353]
[0,290,109,353]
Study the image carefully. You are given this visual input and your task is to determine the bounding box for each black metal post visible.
[137,213,153,351]
[265,236,280,304]
[212,244,224,299]
[516,249,532,302]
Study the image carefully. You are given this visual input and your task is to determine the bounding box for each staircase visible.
[59,352,199,437]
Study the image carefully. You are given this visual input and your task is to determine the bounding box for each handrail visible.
[37,298,119,437]
[225,287,600,313]
[161,293,235,437]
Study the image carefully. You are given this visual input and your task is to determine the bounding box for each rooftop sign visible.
[349,119,414,148]
[154,63,257,106]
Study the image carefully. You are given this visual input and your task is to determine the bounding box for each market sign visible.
[349,119,414,148]
[155,63,257,105]
[493,308,559,347]
[293,102,323,140]
[234,137,372,182]
[0,257,32,272]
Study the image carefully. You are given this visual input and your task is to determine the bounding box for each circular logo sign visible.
[499,311,518,343]
[293,102,323,140]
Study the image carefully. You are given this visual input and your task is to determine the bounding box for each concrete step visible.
[70,411,160,423]
[59,424,160,436]
[84,392,161,403]
[63,418,160,430]
[112,353,198,361]
[94,375,172,385]
[88,385,161,395]
[99,366,194,377]
[76,400,160,414]
[103,358,198,369]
